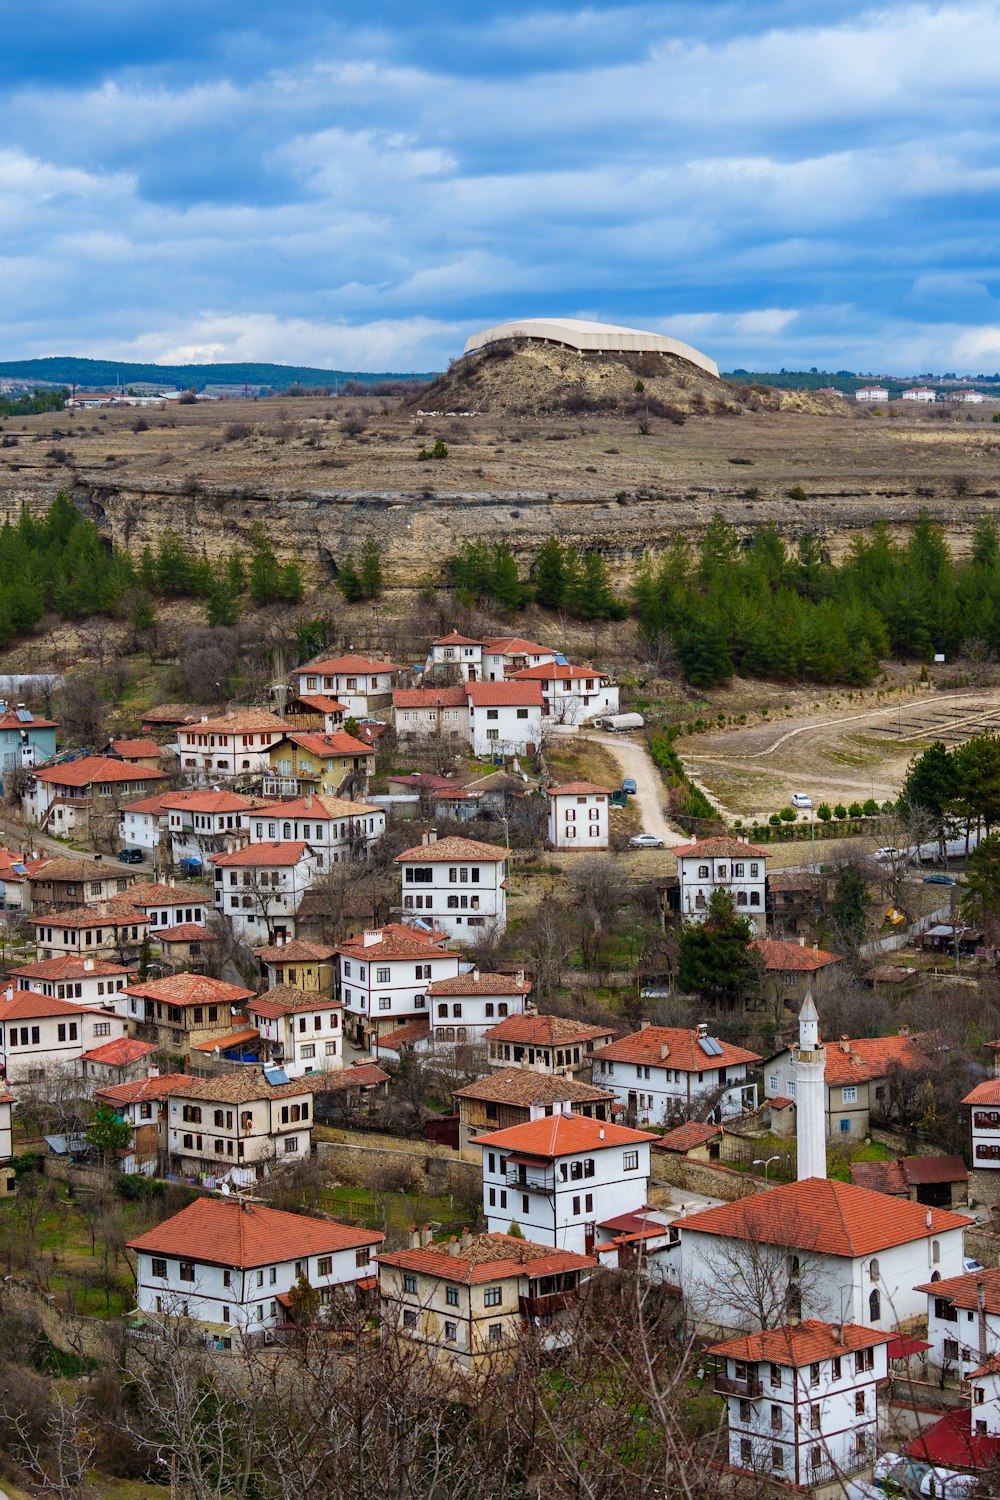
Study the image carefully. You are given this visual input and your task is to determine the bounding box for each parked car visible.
[924,874,957,885]
[964,1256,985,1274]
[629,833,664,849]
[791,792,813,809]
[622,778,638,795]
[117,847,144,864]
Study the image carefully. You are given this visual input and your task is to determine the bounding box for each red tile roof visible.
[127,1197,383,1268]
[963,1079,1000,1106]
[309,1063,389,1092]
[809,1033,933,1085]
[121,791,177,815]
[9,956,133,981]
[484,1014,614,1046]
[111,738,163,759]
[681,1177,972,1257]
[161,790,260,813]
[190,1027,262,1053]
[256,940,337,962]
[247,986,340,1019]
[432,632,483,646]
[209,841,310,867]
[751,939,843,973]
[901,1153,968,1185]
[124,973,253,1006]
[473,1112,654,1158]
[376,1020,431,1050]
[114,880,211,907]
[426,970,531,997]
[335,924,453,961]
[597,1026,761,1072]
[509,662,604,683]
[655,1121,724,1153]
[31,904,148,929]
[33,757,166,788]
[914,1268,1000,1313]
[483,636,551,655]
[301,655,397,675]
[179,710,287,735]
[906,1407,1000,1470]
[674,836,768,859]
[252,795,380,820]
[394,687,468,709]
[396,835,508,863]
[157,923,219,943]
[282,732,374,759]
[96,1072,192,1105]
[295,694,348,714]
[377,1231,594,1285]
[708,1319,891,1368]
[547,782,612,796]
[453,1069,614,1107]
[0,992,109,1020]
[849,1160,908,1195]
[465,680,543,707]
[0,710,57,729]
[80,1037,156,1067]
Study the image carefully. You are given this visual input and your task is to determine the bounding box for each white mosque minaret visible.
[793,991,827,1182]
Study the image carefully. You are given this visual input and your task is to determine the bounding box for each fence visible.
[860,903,950,957]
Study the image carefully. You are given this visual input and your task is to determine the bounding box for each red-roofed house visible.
[464,679,543,757]
[0,991,125,1084]
[592,1022,761,1123]
[128,1196,384,1342]
[750,937,843,1008]
[24,758,166,835]
[709,1320,891,1485]
[264,732,375,799]
[8,955,136,1011]
[109,737,165,768]
[244,987,343,1077]
[423,967,531,1047]
[424,631,484,681]
[255,938,337,996]
[482,637,557,680]
[79,1036,157,1086]
[209,842,322,943]
[95,1071,192,1174]
[547,783,611,850]
[378,1228,596,1370]
[474,1113,655,1254]
[124,973,255,1055]
[675,837,768,935]
[397,831,509,942]
[177,710,289,781]
[679,1177,971,1334]
[335,924,463,1047]
[392,685,470,741]
[963,1078,1000,1171]
[915,1268,1000,1380]
[244,793,385,865]
[484,1013,615,1076]
[766,1029,935,1140]
[295,655,397,717]
[160,788,266,866]
[508,662,619,725]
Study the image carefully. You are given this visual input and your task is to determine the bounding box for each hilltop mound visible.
[409,339,845,419]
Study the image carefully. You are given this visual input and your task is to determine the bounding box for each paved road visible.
[584,732,688,847]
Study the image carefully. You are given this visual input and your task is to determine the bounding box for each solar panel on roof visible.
[698,1036,724,1057]
[554,654,569,665]
[263,1064,289,1086]
[15,710,32,722]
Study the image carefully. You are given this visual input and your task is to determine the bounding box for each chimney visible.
[840,1036,851,1054]
[599,1127,605,1140]
[422,832,429,847]
[799,934,805,947]
[926,1208,933,1230]
[428,828,437,844]
[460,1228,472,1250]
[84,958,94,972]
[898,1025,910,1038]
[93,853,102,864]
[276,934,283,948]
[659,1042,670,1060]
[147,1065,160,1079]
[812,942,819,953]
[831,1323,842,1346]
[305,793,313,809]
[362,930,379,948]
[446,1236,460,1257]
[409,1226,421,1249]
[640,1020,650,1031]
[420,1224,433,1248]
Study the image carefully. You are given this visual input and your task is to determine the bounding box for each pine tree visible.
[533,537,566,608]
[358,535,383,600]
[249,527,281,605]
[280,560,304,602]
[337,557,364,603]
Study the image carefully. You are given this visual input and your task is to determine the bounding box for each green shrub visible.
[834,803,848,820]
[778,807,796,823]
[848,801,863,818]
[862,798,880,816]
[816,803,833,822]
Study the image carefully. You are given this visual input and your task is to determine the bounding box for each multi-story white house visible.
[392,687,470,741]
[902,387,937,402]
[295,655,397,717]
[476,1113,654,1255]
[678,1177,971,1336]
[24,757,167,835]
[964,1078,1000,1169]
[482,636,557,681]
[128,1196,383,1343]
[32,904,149,961]
[0,991,125,1084]
[165,1071,315,1185]
[465,681,543,757]
[709,1320,890,1487]
[855,386,889,403]
[547,782,611,850]
[424,632,484,682]
[119,790,176,855]
[162,789,264,867]
[509,663,619,725]
[118,880,212,934]
[245,794,385,867]
[9,956,136,1012]
[675,836,767,933]
[397,833,508,942]
[95,1070,192,1173]
[484,1013,616,1076]
[423,968,531,1047]
[177,711,289,781]
[209,842,321,943]
[916,1268,1000,1382]
[335,924,463,1047]
[378,1229,595,1371]
[245,987,343,1077]
[593,1024,761,1124]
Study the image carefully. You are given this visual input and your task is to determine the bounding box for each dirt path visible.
[584,733,688,847]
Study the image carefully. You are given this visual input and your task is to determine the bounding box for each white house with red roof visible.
[424,632,484,681]
[24,757,166,834]
[116,879,212,934]
[465,680,543,757]
[592,1022,761,1123]
[766,1027,934,1141]
[177,710,289,781]
[9,955,136,1011]
[915,1267,1000,1382]
[907,1351,1000,1472]
[709,1320,890,1486]
[95,1070,192,1173]
[675,836,768,933]
[547,782,611,850]
[678,1177,971,1335]
[392,685,470,740]
[32,903,149,962]
[294,655,397,717]
[397,831,509,941]
[119,790,176,855]
[244,793,385,866]
[482,636,557,681]
[508,662,619,725]
[127,1196,383,1342]
[475,1112,654,1254]
[0,991,125,1084]
[159,789,264,866]
[378,1228,595,1370]
[963,1077,1000,1170]
[422,967,531,1047]
[245,986,343,1077]
[335,924,464,1046]
[209,841,321,942]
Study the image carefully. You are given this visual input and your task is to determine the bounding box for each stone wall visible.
[651,1151,769,1202]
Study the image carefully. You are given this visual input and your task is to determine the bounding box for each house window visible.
[810,1403,820,1430]
[488,1324,502,1343]
[855,1392,866,1416]
[740,1440,752,1465]
[317,1257,332,1277]
[151,1258,167,1278]
[869,1289,881,1321]
[403,1310,417,1329]
[403,1275,417,1294]
[179,1262,195,1282]
[841,1086,857,1104]
[484,1286,502,1308]
[446,1286,459,1306]
[444,1321,458,1342]
[771,1448,783,1472]
[623,1151,639,1171]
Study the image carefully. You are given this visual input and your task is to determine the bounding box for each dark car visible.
[117,847,144,864]
[622,777,638,795]
[923,873,957,886]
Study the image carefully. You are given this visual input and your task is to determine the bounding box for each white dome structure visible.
[462,317,719,379]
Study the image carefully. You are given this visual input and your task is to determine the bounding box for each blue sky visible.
[3,1,1000,373]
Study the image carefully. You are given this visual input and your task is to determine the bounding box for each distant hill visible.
[726,369,1000,394]
[0,357,438,392]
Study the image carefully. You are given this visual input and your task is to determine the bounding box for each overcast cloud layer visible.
[3,1,1000,373]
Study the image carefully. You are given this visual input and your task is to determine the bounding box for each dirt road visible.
[585,733,687,847]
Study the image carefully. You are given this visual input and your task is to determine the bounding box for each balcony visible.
[714,1372,762,1399]
[519,1290,578,1319]
[505,1170,555,1195]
